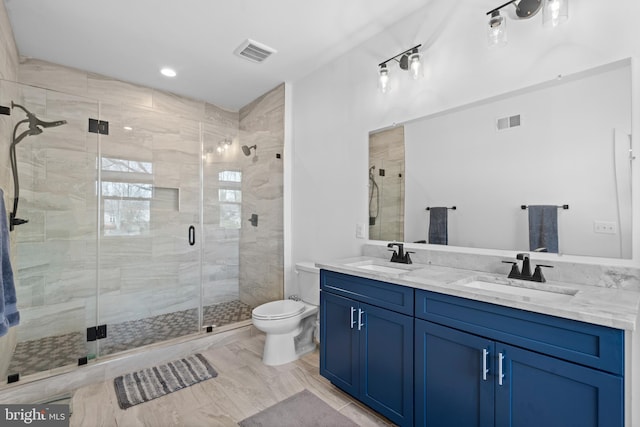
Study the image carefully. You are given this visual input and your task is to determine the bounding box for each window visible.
[219,171,242,229]
[101,157,153,236]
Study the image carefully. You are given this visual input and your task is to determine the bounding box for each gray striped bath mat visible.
[113,353,218,409]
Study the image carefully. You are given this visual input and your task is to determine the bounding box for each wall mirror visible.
[368,59,633,259]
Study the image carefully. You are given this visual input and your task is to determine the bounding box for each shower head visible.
[35,118,67,129]
[242,144,257,156]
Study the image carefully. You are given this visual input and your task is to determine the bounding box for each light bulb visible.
[543,0,568,27]
[487,10,507,47]
[160,67,177,77]
[378,64,390,93]
[409,51,422,80]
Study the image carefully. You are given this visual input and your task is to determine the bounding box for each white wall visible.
[291,0,640,268]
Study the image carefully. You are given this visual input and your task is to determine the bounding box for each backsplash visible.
[362,244,640,292]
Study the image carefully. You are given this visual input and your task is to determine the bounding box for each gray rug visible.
[113,353,217,409]
[239,389,358,427]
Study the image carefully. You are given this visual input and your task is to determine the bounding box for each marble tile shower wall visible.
[238,84,285,308]
[13,58,253,341]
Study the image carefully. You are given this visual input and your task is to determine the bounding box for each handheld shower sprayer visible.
[9,102,67,230]
[12,102,67,132]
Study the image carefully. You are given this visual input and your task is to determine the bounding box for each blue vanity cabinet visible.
[320,291,359,396]
[415,319,495,426]
[495,342,623,427]
[415,289,624,427]
[320,270,414,427]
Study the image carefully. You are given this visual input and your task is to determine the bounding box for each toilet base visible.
[262,326,301,366]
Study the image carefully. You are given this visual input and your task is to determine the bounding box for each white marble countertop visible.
[316,256,640,331]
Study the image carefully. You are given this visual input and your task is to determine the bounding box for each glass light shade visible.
[378,65,390,93]
[543,0,568,27]
[487,11,507,47]
[409,52,422,80]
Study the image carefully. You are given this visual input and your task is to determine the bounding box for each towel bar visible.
[521,204,569,210]
[425,206,456,211]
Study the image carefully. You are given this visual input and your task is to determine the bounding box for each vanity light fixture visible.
[378,64,390,93]
[487,10,507,47]
[543,0,568,27]
[486,0,568,47]
[377,44,422,93]
[215,138,233,154]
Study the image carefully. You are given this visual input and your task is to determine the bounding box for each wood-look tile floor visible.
[69,332,395,426]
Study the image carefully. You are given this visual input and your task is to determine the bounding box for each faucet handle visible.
[404,251,414,264]
[532,264,553,283]
[502,261,521,279]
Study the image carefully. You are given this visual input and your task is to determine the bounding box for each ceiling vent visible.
[496,114,521,131]
[234,39,277,63]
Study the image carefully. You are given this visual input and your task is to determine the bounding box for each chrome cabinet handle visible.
[350,307,356,329]
[482,349,489,381]
[498,352,505,386]
[357,308,365,331]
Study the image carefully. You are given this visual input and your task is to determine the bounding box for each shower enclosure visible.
[0,78,280,382]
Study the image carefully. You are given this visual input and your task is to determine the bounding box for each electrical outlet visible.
[594,221,617,234]
[356,223,366,239]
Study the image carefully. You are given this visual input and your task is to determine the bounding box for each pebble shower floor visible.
[7,300,253,378]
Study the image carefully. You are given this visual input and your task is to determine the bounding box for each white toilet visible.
[251,262,320,366]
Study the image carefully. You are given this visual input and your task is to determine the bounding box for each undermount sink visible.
[461,279,578,301]
[354,264,409,274]
[344,260,411,275]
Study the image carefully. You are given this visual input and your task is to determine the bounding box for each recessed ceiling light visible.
[160,67,177,77]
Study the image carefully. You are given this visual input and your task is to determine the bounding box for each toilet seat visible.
[252,300,305,320]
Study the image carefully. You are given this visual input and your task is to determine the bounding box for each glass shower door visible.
[0,80,99,379]
[95,106,202,356]
[200,123,251,331]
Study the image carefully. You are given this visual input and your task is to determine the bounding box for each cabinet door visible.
[495,343,624,427]
[360,303,414,427]
[320,292,359,396]
[415,319,495,427]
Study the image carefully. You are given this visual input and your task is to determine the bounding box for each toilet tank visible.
[295,262,320,306]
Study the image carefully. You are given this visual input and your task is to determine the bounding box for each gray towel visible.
[528,205,558,253]
[428,207,448,245]
[0,189,20,337]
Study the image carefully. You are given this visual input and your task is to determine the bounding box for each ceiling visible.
[4,0,429,111]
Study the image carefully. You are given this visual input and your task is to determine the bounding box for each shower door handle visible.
[188,225,196,246]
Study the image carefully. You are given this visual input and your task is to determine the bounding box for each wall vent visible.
[234,39,277,63]
[496,114,521,131]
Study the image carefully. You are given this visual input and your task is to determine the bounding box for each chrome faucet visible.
[387,242,413,264]
[502,252,553,282]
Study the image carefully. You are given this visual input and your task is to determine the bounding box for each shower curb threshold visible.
[0,323,255,404]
